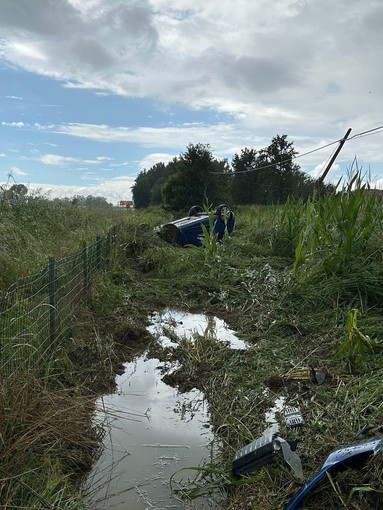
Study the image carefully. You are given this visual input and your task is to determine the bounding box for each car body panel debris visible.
[285,435,383,510]
[283,366,327,384]
[232,432,303,479]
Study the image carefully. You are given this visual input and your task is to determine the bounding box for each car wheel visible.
[215,204,233,224]
[188,205,203,216]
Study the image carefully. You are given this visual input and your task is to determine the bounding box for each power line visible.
[348,125,383,140]
[210,139,341,175]
[210,124,383,175]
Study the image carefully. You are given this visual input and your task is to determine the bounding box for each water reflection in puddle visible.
[86,355,215,509]
[86,310,245,509]
[148,309,248,350]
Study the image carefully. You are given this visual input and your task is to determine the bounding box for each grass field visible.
[1,181,383,509]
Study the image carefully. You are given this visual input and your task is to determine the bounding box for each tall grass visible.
[293,172,381,273]
[0,197,127,290]
[232,205,281,257]
[266,171,383,311]
[0,200,158,507]
[267,198,307,258]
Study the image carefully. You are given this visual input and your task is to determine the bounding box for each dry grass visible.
[0,373,103,508]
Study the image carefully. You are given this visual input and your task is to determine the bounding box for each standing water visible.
[86,310,246,509]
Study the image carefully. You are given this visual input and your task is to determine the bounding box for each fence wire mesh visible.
[0,226,118,377]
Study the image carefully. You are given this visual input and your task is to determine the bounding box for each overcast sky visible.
[1,0,382,204]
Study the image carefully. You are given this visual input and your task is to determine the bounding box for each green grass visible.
[2,177,383,509]
[0,197,128,290]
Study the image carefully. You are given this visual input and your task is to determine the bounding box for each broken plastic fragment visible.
[284,435,383,509]
[232,432,275,477]
[283,366,326,384]
[274,436,304,480]
[284,406,304,428]
[232,433,303,479]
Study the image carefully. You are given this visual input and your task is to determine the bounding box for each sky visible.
[1,0,382,205]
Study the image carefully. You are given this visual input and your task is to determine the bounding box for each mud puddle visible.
[87,311,245,509]
[86,355,215,509]
[148,309,248,350]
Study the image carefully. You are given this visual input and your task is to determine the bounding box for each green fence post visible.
[111,225,118,265]
[106,230,111,262]
[82,241,89,304]
[49,256,56,345]
[96,235,101,270]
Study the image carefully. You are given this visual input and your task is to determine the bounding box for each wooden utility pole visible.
[317,128,352,188]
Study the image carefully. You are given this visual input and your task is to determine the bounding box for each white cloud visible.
[26,176,136,204]
[310,162,340,182]
[95,156,114,161]
[38,153,115,166]
[11,165,28,176]
[53,121,262,154]
[372,178,383,190]
[39,154,79,165]
[139,152,175,171]
[0,0,383,183]
[2,121,26,127]
[42,121,383,170]
[0,0,382,144]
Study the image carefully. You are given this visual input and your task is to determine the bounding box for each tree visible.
[132,171,151,208]
[148,161,178,206]
[1,183,28,201]
[231,148,259,204]
[132,161,178,208]
[84,195,112,207]
[9,184,28,197]
[162,144,231,211]
[256,135,300,203]
[70,195,112,207]
[232,135,318,205]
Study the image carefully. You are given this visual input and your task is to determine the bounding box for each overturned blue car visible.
[157,204,235,247]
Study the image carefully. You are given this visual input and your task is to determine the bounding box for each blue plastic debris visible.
[285,435,383,509]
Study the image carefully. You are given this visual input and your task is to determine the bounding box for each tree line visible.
[0,184,112,208]
[132,135,334,211]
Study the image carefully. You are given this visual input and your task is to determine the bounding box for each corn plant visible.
[200,210,220,261]
[336,309,379,372]
[268,198,306,258]
[187,204,222,264]
[293,170,380,274]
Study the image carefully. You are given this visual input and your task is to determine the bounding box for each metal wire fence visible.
[0,226,118,377]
